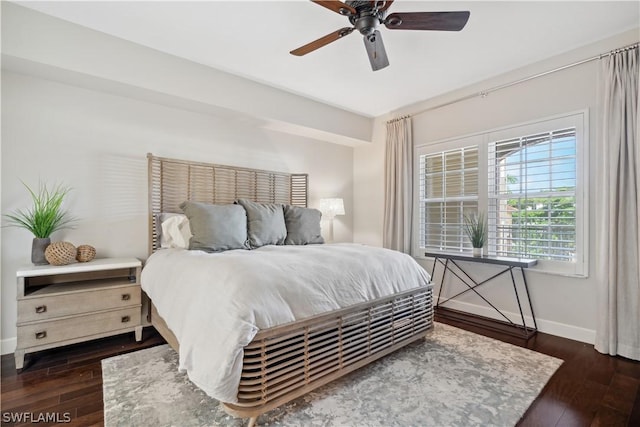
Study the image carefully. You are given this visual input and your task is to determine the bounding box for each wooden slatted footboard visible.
[222,284,434,420]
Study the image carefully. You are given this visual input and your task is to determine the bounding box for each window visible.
[416,112,588,276]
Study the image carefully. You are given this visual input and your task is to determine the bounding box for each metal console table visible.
[425,251,538,339]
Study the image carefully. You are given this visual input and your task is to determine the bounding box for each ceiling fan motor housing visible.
[346,1,387,36]
[355,15,378,36]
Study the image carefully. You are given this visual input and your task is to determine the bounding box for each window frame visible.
[414,110,589,277]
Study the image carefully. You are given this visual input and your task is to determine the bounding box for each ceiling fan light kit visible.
[291,1,471,71]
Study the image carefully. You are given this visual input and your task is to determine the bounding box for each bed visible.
[142,153,434,426]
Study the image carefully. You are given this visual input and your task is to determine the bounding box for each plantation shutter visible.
[487,127,577,261]
[419,146,479,252]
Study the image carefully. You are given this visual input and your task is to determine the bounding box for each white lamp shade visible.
[319,198,345,218]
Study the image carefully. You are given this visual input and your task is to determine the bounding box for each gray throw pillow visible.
[236,199,287,248]
[283,205,325,245]
[180,201,248,252]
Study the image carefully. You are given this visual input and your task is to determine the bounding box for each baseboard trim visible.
[1,337,17,356]
[436,299,596,344]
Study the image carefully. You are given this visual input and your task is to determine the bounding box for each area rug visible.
[102,323,562,426]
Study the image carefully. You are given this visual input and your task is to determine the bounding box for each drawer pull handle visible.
[35,305,47,314]
[35,331,47,340]
[121,316,130,323]
[121,294,131,301]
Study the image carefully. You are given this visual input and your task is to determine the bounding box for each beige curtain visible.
[383,117,413,253]
[595,46,639,360]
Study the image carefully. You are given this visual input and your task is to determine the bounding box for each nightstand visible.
[15,257,143,370]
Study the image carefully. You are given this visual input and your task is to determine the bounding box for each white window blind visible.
[488,128,577,261]
[419,146,479,251]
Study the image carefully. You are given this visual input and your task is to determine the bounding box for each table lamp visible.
[319,198,345,242]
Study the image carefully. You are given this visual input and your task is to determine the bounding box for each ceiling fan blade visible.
[311,1,357,16]
[384,11,470,31]
[363,30,389,71]
[290,27,355,56]
[370,0,394,12]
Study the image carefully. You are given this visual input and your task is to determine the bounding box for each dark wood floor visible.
[1,318,639,427]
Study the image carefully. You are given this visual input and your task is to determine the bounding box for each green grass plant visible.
[4,181,74,238]
[463,211,487,248]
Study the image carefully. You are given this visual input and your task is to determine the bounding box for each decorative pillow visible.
[179,201,248,252]
[159,213,192,249]
[236,199,287,248]
[283,205,325,245]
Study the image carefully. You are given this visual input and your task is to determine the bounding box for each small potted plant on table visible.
[4,182,74,265]
[464,211,487,257]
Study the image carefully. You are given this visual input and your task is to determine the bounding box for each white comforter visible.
[141,243,431,403]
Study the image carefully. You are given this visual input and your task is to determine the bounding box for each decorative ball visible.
[76,245,96,262]
[45,241,77,266]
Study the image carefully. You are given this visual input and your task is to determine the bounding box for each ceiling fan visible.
[290,1,470,71]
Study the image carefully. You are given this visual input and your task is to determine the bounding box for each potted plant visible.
[4,181,74,265]
[463,211,487,257]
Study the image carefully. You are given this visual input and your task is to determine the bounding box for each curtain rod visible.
[387,115,410,123]
[411,42,639,117]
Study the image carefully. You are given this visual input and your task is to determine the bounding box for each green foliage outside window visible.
[502,191,575,259]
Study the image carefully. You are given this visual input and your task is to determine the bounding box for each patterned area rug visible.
[102,323,562,426]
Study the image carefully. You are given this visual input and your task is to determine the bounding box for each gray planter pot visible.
[32,237,51,265]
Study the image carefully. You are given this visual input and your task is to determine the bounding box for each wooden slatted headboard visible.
[147,153,308,254]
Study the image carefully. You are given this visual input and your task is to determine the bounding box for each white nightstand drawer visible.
[18,283,141,323]
[17,306,141,348]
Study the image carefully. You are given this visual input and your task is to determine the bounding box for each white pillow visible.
[160,213,192,249]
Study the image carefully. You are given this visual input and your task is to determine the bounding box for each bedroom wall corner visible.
[352,116,387,247]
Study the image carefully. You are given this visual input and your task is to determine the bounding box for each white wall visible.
[354,29,639,344]
[0,71,355,354]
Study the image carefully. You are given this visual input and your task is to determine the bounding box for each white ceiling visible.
[17,1,640,117]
